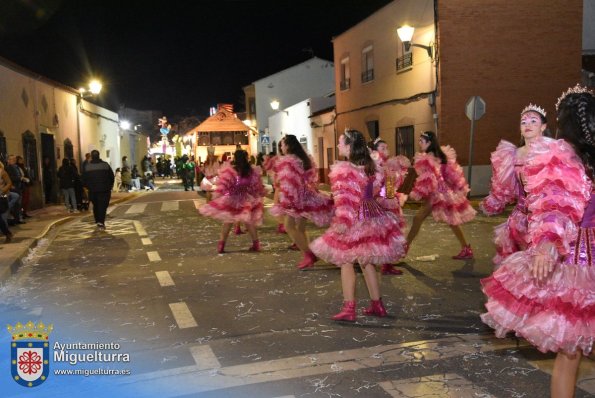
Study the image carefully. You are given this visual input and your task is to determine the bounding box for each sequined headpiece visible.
[420,132,431,141]
[521,103,546,118]
[556,84,594,111]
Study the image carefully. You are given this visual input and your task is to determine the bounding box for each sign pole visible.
[468,116,475,189]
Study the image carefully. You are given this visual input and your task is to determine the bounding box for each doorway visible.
[41,132,57,203]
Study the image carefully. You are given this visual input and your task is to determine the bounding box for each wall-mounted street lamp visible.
[119,120,131,130]
[270,100,288,115]
[78,79,103,98]
[397,25,434,59]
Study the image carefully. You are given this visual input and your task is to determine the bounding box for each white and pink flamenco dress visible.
[481,137,595,355]
[480,140,531,266]
[199,164,266,226]
[269,154,333,227]
[309,161,407,267]
[409,146,476,226]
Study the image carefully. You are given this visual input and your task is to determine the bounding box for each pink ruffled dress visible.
[269,154,333,227]
[309,162,406,266]
[481,137,595,355]
[199,164,266,225]
[373,152,410,228]
[409,146,476,225]
[480,141,531,266]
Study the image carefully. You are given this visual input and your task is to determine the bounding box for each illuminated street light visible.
[270,100,280,110]
[120,120,131,130]
[89,80,103,95]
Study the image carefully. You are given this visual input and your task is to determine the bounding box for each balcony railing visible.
[396,53,413,72]
[361,69,374,83]
[340,79,350,90]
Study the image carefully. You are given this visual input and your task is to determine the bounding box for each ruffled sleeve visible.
[273,155,305,209]
[441,145,471,195]
[524,137,591,257]
[329,161,363,231]
[480,140,519,215]
[263,156,276,172]
[305,155,320,186]
[213,163,237,198]
[410,152,439,201]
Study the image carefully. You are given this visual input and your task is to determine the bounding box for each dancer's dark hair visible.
[344,129,376,176]
[369,137,387,151]
[556,90,595,180]
[233,150,252,178]
[283,134,312,170]
[420,131,447,164]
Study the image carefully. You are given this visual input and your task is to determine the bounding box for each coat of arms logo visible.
[7,321,53,387]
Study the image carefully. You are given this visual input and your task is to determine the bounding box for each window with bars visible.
[396,125,415,160]
[22,131,38,182]
[361,46,374,83]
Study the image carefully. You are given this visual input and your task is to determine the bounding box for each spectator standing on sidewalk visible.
[58,158,78,213]
[0,161,14,242]
[82,150,114,230]
[6,155,26,223]
[16,155,32,218]
[131,165,141,190]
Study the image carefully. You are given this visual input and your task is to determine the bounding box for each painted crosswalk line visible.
[190,345,221,370]
[54,219,137,241]
[147,251,161,262]
[126,203,148,214]
[161,201,179,211]
[141,238,152,245]
[155,271,175,287]
[134,220,147,237]
[169,302,198,329]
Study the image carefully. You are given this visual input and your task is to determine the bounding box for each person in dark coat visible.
[82,150,115,230]
[58,158,77,212]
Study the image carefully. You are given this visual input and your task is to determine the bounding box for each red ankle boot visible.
[249,240,260,252]
[288,243,299,251]
[217,240,226,254]
[234,225,245,235]
[297,250,317,270]
[277,223,287,234]
[452,244,473,260]
[381,264,403,275]
[331,300,356,322]
[362,298,387,317]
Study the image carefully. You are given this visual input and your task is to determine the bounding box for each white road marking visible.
[121,334,528,396]
[126,203,147,214]
[169,302,198,329]
[155,271,175,287]
[379,373,495,397]
[193,199,203,209]
[141,238,152,245]
[161,201,179,211]
[190,345,221,370]
[147,251,161,262]
[134,220,147,237]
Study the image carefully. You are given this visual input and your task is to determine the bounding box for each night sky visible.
[0,0,392,119]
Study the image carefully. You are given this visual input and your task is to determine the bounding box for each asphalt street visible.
[0,185,593,397]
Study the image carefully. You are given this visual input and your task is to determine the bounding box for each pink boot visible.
[331,300,356,322]
[452,244,474,260]
[248,240,260,252]
[277,223,287,234]
[234,225,245,235]
[217,240,226,254]
[297,250,318,270]
[362,298,388,317]
[381,264,403,275]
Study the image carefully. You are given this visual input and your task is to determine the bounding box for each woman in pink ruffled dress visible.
[370,137,410,275]
[270,134,333,269]
[480,104,548,266]
[407,131,476,259]
[310,130,406,321]
[199,150,266,253]
[481,85,595,398]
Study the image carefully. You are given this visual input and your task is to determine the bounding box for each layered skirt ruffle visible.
[429,188,477,226]
[493,206,529,266]
[481,249,595,355]
[270,189,333,227]
[199,194,264,225]
[310,212,406,266]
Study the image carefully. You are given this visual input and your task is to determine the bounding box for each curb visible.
[0,193,137,284]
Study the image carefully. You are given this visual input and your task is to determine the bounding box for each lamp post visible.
[76,79,102,167]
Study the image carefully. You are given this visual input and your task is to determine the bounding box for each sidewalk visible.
[0,191,137,284]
